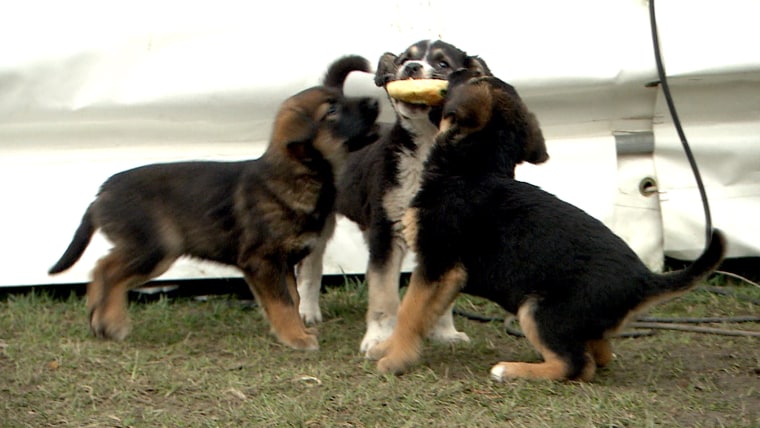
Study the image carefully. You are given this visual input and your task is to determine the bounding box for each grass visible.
[1,276,758,427]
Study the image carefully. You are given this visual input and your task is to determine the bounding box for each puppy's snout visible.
[401,62,423,79]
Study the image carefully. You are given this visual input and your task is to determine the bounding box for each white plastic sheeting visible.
[1,0,758,286]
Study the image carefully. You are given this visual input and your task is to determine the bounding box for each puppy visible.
[298,40,542,354]
[48,56,380,350]
[368,70,727,381]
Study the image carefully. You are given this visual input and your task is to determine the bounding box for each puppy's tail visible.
[648,229,726,296]
[323,55,371,91]
[48,205,96,275]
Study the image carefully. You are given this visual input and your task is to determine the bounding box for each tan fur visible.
[369,265,467,374]
[49,70,379,349]
[587,339,613,367]
[490,299,595,382]
[401,208,419,251]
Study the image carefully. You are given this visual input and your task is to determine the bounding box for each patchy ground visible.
[1,279,758,427]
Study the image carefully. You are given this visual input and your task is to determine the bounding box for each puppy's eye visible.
[324,102,339,119]
[438,61,450,69]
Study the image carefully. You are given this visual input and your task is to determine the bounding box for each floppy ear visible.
[374,52,398,86]
[271,107,316,149]
[491,79,549,165]
[464,55,492,77]
[448,68,475,89]
[521,111,549,164]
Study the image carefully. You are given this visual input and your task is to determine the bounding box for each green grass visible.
[1,278,758,427]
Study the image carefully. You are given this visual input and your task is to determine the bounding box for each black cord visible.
[459,2,756,337]
[649,0,713,244]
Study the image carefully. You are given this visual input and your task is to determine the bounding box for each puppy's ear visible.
[271,106,316,150]
[522,111,549,164]
[375,52,398,86]
[448,69,475,88]
[491,79,549,165]
[464,55,492,77]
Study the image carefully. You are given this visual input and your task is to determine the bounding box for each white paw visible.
[489,364,510,382]
[428,328,470,344]
[298,300,323,325]
[360,316,396,355]
[427,311,470,344]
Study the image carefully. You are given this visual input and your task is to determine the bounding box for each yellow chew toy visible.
[386,79,448,106]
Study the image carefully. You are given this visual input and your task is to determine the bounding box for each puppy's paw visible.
[377,355,410,376]
[427,309,470,344]
[284,333,319,351]
[365,339,391,361]
[489,362,519,382]
[298,296,323,325]
[428,329,470,344]
[371,337,421,375]
[300,306,323,325]
[89,307,131,341]
[360,316,396,354]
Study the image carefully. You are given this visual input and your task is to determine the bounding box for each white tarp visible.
[1,0,758,286]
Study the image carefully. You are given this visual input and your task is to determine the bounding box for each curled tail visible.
[323,55,371,92]
[651,229,727,294]
[48,205,96,274]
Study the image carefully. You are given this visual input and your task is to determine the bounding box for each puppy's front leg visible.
[296,214,335,324]
[368,264,467,374]
[242,260,318,351]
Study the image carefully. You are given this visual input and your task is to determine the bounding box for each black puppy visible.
[368,71,726,381]
[297,40,548,353]
[48,56,379,351]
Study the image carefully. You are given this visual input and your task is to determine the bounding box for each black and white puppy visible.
[298,40,540,354]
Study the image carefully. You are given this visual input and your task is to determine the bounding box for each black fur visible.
[337,41,493,269]
[408,74,726,380]
[48,56,380,349]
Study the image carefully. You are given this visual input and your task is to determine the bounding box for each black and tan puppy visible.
[48,56,380,350]
[368,70,727,381]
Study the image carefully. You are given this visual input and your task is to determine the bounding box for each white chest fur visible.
[382,124,437,233]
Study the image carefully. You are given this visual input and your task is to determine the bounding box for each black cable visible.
[649,0,712,243]
[460,2,757,337]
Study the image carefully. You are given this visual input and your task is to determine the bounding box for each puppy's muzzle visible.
[400,62,425,79]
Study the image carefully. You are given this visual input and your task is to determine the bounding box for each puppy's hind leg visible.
[587,338,614,368]
[369,265,467,375]
[88,248,173,341]
[490,299,596,382]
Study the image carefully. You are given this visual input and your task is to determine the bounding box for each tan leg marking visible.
[369,265,467,375]
[490,299,595,382]
[244,269,318,351]
[88,256,131,341]
[88,253,175,341]
[401,208,419,251]
[587,339,613,367]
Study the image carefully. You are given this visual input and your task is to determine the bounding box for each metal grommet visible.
[639,177,658,196]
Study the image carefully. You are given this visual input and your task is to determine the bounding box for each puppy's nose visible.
[401,62,423,79]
